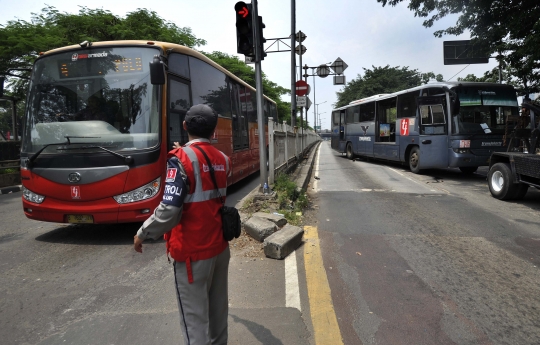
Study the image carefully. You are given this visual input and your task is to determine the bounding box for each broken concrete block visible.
[263,224,304,259]
[252,212,288,227]
[244,216,278,242]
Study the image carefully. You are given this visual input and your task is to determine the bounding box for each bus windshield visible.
[452,86,518,135]
[22,46,161,154]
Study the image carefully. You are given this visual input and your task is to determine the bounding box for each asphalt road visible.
[307,141,540,345]
[0,172,310,345]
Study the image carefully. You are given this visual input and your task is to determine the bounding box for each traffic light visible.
[257,16,267,61]
[235,2,254,56]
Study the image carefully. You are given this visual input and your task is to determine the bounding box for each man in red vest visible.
[134,104,231,345]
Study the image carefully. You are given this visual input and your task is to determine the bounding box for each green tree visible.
[334,65,443,108]
[377,0,540,93]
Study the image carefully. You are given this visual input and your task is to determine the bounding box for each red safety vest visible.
[164,142,230,283]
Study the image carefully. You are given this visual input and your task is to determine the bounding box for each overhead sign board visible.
[295,80,309,96]
[443,40,489,65]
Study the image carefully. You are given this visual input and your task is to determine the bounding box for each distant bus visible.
[20,40,277,224]
[331,82,519,174]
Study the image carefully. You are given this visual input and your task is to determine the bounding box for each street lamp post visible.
[318,112,327,133]
[315,101,327,132]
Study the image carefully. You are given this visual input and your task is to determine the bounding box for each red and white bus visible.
[20,40,277,224]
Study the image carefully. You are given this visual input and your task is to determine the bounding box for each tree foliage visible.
[377,0,540,93]
[0,7,292,134]
[335,65,443,108]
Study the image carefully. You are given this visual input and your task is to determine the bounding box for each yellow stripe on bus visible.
[303,226,344,345]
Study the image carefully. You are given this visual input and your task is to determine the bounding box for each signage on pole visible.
[297,96,307,107]
[295,31,306,43]
[330,57,348,74]
[305,97,312,110]
[245,56,255,64]
[295,80,309,96]
[295,45,307,56]
[316,64,330,78]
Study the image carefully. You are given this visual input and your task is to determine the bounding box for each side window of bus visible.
[397,92,417,118]
[168,54,190,79]
[346,106,357,123]
[332,111,340,125]
[359,103,375,122]
[420,105,446,135]
[168,78,191,147]
[189,57,231,118]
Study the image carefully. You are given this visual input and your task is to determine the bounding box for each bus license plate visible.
[66,215,94,224]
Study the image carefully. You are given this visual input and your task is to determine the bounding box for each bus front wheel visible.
[488,162,519,200]
[409,147,421,174]
[346,142,354,160]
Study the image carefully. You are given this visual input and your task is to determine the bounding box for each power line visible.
[448,64,470,81]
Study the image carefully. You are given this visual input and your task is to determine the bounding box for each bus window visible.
[397,91,417,118]
[189,57,231,118]
[420,105,447,135]
[332,111,340,125]
[168,54,190,79]
[360,103,375,122]
[168,78,191,147]
[377,97,397,142]
[346,105,359,123]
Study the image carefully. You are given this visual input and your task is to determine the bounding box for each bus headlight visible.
[113,177,161,204]
[453,148,470,154]
[22,186,45,204]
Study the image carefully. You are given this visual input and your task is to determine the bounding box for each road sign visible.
[443,40,489,65]
[330,57,348,74]
[245,56,255,64]
[316,64,330,78]
[295,80,309,96]
[295,45,306,56]
[297,96,307,107]
[295,31,306,43]
[305,97,312,110]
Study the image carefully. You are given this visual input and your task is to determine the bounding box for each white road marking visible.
[285,251,301,311]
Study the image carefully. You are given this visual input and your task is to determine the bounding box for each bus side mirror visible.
[0,77,4,98]
[149,56,166,85]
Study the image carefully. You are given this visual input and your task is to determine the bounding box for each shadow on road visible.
[34,222,164,246]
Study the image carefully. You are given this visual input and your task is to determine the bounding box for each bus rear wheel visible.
[346,142,354,160]
[409,147,421,174]
[488,162,519,200]
[459,166,478,174]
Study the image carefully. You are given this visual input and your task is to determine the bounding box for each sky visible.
[0,0,499,130]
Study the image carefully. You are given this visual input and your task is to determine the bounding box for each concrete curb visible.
[0,184,22,195]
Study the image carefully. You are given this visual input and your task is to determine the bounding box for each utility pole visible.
[251,0,269,192]
[290,0,296,127]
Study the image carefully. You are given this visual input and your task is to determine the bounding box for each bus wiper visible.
[27,136,100,168]
[60,145,133,164]
[26,135,132,168]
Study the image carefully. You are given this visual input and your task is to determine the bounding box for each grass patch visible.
[0,168,19,175]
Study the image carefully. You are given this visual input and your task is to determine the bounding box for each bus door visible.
[417,96,449,168]
[339,110,346,152]
[168,77,192,149]
[331,110,340,151]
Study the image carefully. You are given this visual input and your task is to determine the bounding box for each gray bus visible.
[331,82,519,174]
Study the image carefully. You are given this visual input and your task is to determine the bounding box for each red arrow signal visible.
[238,7,249,18]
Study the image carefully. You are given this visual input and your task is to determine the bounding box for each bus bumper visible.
[448,151,491,167]
[22,196,161,224]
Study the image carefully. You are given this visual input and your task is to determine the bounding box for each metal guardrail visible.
[0,159,20,171]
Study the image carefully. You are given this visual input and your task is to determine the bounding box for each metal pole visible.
[290,0,296,127]
[498,52,502,84]
[299,35,303,153]
[253,0,268,192]
[313,71,316,131]
[11,99,17,141]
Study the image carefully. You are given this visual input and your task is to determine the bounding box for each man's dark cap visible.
[185,104,218,138]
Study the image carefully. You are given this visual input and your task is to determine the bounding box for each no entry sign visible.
[295,80,309,96]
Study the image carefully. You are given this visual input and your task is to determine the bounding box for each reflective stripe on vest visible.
[182,146,227,203]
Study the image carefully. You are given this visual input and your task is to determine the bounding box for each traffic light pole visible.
[252,0,269,193]
[291,0,296,128]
